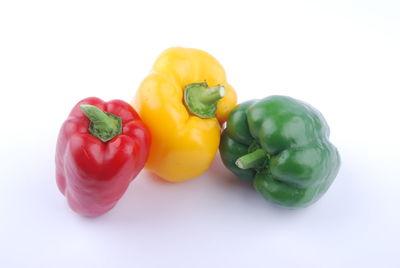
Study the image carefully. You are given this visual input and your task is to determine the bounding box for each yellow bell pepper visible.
[133,47,237,182]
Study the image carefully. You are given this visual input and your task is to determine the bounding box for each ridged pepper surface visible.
[220,95,340,208]
[133,47,237,182]
[56,97,150,216]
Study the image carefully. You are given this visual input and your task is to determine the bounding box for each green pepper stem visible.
[80,104,122,142]
[184,82,226,119]
[235,149,267,169]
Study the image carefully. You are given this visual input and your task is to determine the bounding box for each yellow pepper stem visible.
[184,82,226,118]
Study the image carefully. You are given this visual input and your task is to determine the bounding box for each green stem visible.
[235,149,267,169]
[197,85,226,104]
[80,104,122,142]
[184,82,226,118]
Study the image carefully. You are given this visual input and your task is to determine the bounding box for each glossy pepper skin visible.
[219,95,340,208]
[56,97,150,217]
[133,47,237,182]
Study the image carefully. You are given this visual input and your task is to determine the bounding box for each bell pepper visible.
[56,97,150,217]
[219,95,340,208]
[133,47,237,182]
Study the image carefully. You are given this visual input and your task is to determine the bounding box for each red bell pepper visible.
[55,97,150,217]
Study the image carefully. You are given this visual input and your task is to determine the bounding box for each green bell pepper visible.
[219,95,340,208]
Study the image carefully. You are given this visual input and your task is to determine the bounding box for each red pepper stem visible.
[80,104,122,142]
[235,149,267,169]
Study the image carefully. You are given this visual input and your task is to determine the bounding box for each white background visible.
[1,0,399,267]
